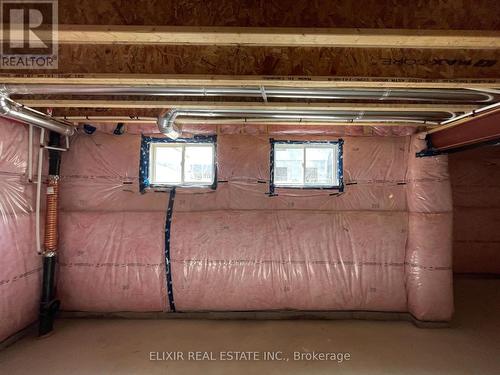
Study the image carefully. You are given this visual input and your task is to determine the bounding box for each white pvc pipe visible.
[28,125,33,182]
[35,128,45,255]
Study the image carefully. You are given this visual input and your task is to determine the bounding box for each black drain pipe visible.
[39,131,62,336]
[39,253,59,335]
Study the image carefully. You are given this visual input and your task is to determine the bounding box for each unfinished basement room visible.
[0,1,499,374]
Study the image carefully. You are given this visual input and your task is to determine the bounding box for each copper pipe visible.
[39,131,62,336]
[43,176,59,252]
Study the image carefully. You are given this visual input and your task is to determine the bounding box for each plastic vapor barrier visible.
[405,134,454,321]
[0,118,41,342]
[54,125,454,322]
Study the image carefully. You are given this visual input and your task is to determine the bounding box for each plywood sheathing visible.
[3,45,499,79]
[57,0,500,30]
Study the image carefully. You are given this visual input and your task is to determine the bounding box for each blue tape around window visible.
[139,135,151,193]
[143,135,217,144]
[164,188,176,312]
[269,138,345,195]
[139,135,218,193]
[269,138,276,196]
[271,139,342,145]
[338,139,345,192]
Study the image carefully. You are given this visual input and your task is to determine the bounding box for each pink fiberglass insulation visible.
[171,210,408,311]
[449,146,500,274]
[56,125,454,322]
[0,118,41,342]
[91,123,417,138]
[405,134,453,321]
[58,211,166,312]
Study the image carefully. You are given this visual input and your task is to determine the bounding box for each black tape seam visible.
[165,188,176,312]
[269,138,276,195]
[0,267,42,286]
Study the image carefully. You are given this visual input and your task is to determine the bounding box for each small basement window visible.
[140,136,216,191]
[270,140,343,191]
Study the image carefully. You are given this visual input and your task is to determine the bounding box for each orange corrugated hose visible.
[43,176,59,252]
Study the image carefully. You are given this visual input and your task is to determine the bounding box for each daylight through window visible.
[150,142,215,186]
[273,142,341,188]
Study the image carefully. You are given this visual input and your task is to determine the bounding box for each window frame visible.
[269,139,344,195]
[139,135,217,192]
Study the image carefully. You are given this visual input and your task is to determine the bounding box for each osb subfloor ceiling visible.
[0,0,499,122]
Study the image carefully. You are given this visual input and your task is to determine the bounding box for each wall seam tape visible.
[164,188,177,312]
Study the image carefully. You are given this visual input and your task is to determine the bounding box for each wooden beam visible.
[425,109,500,151]
[19,100,477,113]
[28,26,500,49]
[56,116,431,128]
[428,104,500,134]
[1,74,499,89]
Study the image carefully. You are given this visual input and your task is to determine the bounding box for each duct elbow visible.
[0,95,75,137]
[158,110,181,139]
[0,96,13,116]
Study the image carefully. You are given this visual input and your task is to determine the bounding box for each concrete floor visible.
[0,277,499,374]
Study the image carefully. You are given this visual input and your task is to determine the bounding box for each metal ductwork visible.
[0,96,75,136]
[158,108,457,138]
[2,84,498,103]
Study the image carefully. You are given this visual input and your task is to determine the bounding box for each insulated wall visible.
[57,125,454,321]
[449,145,500,274]
[0,118,40,342]
[170,134,410,313]
[405,134,454,321]
[58,132,167,312]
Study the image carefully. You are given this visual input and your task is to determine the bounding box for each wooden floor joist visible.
[2,74,499,89]
[55,116,433,128]
[19,100,478,113]
[25,26,500,49]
